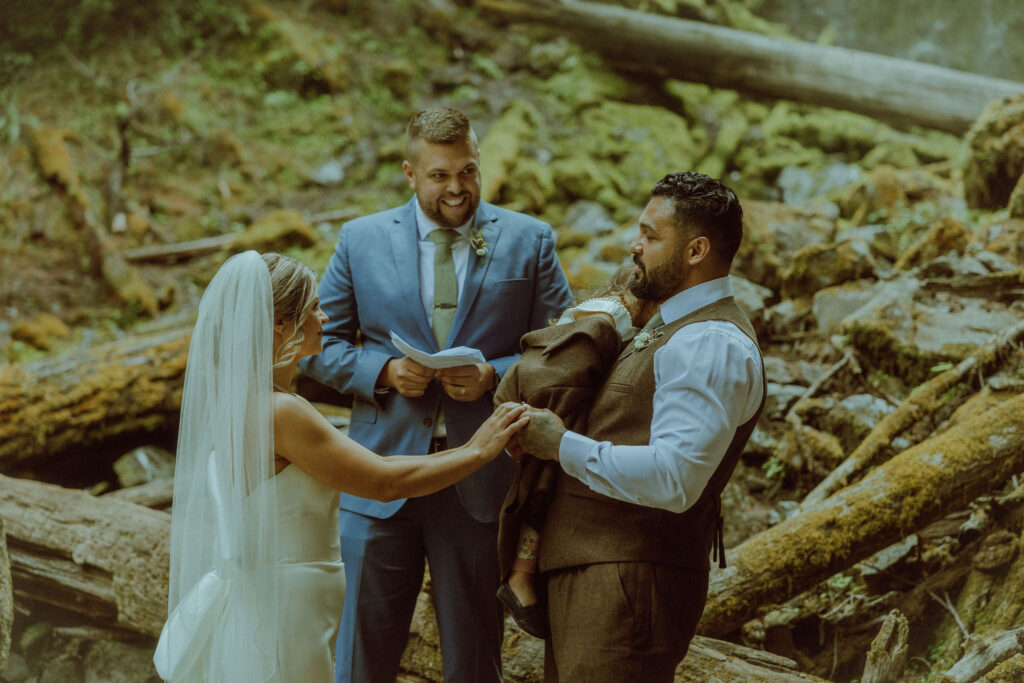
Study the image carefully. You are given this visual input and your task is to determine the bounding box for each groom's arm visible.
[300,224,393,407]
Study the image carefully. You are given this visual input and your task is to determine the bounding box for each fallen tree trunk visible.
[1,519,12,673]
[479,0,1024,133]
[0,474,170,637]
[945,627,1024,682]
[0,328,190,472]
[699,391,1024,637]
[105,478,174,510]
[802,318,1024,509]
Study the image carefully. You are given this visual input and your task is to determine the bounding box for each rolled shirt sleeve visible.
[558,321,764,513]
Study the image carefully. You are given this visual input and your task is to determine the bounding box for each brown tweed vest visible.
[538,296,766,573]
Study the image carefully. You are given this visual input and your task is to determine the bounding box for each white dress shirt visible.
[558,276,764,514]
[415,199,471,324]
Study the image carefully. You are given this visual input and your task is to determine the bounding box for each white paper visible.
[389,331,486,369]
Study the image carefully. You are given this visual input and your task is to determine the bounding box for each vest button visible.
[423,417,432,427]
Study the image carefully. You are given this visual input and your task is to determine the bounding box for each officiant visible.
[299,106,572,683]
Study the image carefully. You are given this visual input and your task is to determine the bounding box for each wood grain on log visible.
[700,392,1024,637]
[480,0,1024,133]
[861,610,910,683]
[0,328,190,472]
[946,627,1024,682]
[104,479,174,510]
[0,475,169,637]
[1,518,12,673]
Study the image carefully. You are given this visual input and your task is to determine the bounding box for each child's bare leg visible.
[509,524,540,606]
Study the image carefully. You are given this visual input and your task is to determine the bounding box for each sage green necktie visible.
[428,229,458,349]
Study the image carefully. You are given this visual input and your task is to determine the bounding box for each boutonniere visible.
[619,329,664,360]
[633,329,663,350]
[470,228,488,261]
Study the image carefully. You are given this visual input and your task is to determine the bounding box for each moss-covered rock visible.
[780,237,877,299]
[10,313,70,351]
[202,128,244,168]
[228,209,317,253]
[984,217,1024,264]
[734,200,837,292]
[25,127,78,190]
[963,93,1024,210]
[893,214,972,270]
[248,4,350,95]
[548,101,702,207]
[1009,171,1024,219]
[479,100,541,203]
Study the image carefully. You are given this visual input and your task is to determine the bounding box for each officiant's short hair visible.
[652,171,743,264]
[406,107,478,155]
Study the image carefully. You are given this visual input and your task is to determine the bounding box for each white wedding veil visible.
[155,250,279,682]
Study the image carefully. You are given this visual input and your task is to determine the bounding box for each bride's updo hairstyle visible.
[262,252,318,367]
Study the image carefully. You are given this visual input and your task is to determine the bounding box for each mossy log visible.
[1,518,12,673]
[480,0,1024,134]
[0,328,190,472]
[0,474,169,637]
[699,392,1024,638]
[801,319,1024,509]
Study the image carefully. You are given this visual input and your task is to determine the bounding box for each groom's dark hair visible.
[652,171,743,265]
[406,107,479,158]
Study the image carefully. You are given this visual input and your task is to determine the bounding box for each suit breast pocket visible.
[606,382,634,394]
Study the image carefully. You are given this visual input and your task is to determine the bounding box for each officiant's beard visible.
[629,253,686,301]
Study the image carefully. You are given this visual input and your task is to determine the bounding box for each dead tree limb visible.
[479,0,1024,134]
[0,328,190,471]
[861,610,909,683]
[0,474,169,637]
[1,518,12,672]
[801,319,1024,509]
[123,234,236,263]
[945,627,1024,682]
[699,391,1024,638]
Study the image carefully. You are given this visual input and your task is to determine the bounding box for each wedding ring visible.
[460,387,467,396]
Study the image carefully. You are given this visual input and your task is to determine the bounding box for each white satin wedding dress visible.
[156,463,345,682]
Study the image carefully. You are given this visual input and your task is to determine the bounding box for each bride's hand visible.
[465,402,530,460]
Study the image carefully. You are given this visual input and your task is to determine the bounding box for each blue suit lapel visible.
[388,200,435,349]
[449,204,501,346]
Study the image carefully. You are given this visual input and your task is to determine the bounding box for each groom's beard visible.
[420,193,480,229]
[629,252,685,301]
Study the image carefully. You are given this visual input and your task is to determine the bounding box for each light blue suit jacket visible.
[300,198,573,523]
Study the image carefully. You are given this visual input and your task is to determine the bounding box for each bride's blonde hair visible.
[262,252,318,367]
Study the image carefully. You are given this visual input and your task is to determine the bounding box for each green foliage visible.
[0,0,250,82]
[762,455,786,481]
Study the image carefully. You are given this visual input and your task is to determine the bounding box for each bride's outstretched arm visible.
[273,398,528,501]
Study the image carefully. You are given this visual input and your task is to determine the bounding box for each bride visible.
[154,250,528,682]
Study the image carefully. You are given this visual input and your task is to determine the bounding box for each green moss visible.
[846,320,961,388]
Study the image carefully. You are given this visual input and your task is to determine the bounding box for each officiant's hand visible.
[518,407,566,461]
[379,357,434,397]
[437,363,495,402]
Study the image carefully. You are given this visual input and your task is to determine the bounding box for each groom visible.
[301,107,573,683]
[516,172,766,681]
